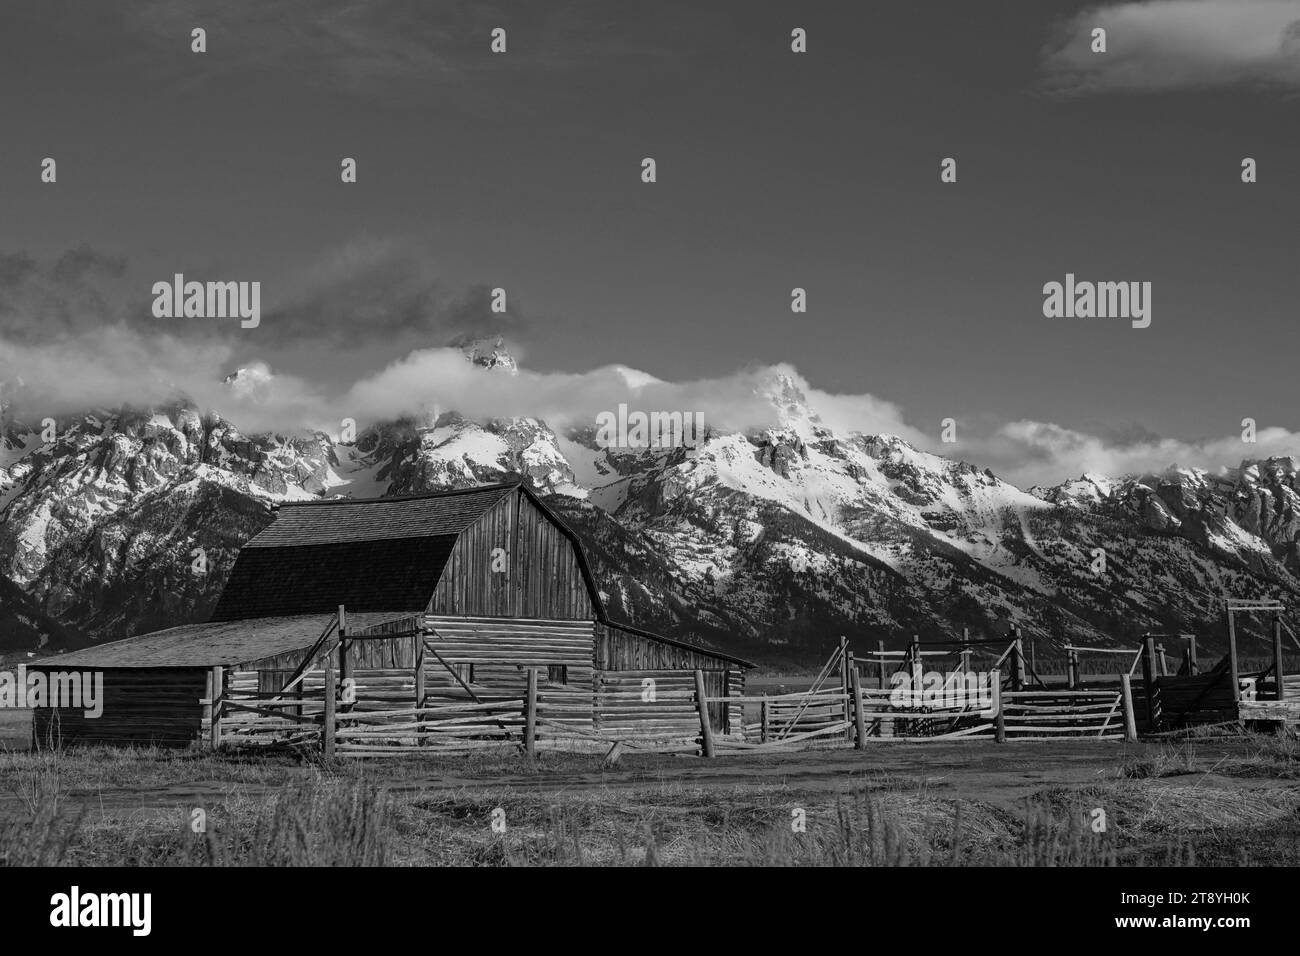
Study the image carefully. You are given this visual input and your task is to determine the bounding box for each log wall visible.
[30,667,207,747]
[421,615,595,729]
[593,624,744,736]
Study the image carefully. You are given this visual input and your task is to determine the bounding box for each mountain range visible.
[3,340,1298,665]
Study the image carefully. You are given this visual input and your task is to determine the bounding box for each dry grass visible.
[1,733,1297,866]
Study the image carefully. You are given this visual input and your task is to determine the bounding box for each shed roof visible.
[26,612,413,669]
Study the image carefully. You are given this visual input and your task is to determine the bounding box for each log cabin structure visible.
[29,482,751,748]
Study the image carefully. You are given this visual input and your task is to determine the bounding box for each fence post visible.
[1010,638,1024,692]
[995,703,1006,743]
[1187,635,1198,676]
[323,664,336,759]
[1227,611,1242,704]
[878,640,887,689]
[1120,674,1138,741]
[413,637,425,745]
[1067,648,1079,689]
[1273,615,1286,701]
[206,666,222,749]
[1141,635,1160,731]
[694,669,715,758]
[1158,644,1169,677]
[850,666,866,750]
[844,649,856,741]
[961,627,972,674]
[524,667,538,759]
[337,605,350,715]
[760,695,769,744]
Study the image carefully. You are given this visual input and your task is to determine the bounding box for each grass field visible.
[1,731,1297,866]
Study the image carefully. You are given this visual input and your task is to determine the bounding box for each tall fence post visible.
[323,664,336,759]
[960,627,972,675]
[1227,610,1242,703]
[694,669,715,758]
[1273,615,1286,701]
[524,667,538,759]
[760,695,769,743]
[337,604,350,715]
[413,636,425,745]
[850,666,866,750]
[1187,635,1199,676]
[844,648,855,741]
[1141,635,1160,731]
[877,640,887,689]
[995,702,1006,743]
[1067,648,1079,689]
[1010,637,1024,692]
[1119,674,1138,741]
[207,666,223,750]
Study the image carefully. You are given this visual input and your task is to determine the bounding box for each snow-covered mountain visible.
[2,344,1297,663]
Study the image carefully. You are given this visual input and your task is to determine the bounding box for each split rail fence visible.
[203,655,1137,760]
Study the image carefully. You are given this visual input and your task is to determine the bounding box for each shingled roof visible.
[244,483,516,547]
[209,483,519,622]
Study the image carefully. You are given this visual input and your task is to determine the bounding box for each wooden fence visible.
[203,661,1139,758]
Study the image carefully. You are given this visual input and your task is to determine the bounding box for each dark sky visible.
[2,0,1299,482]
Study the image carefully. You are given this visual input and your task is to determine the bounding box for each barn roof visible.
[245,483,517,546]
[27,613,412,669]
[209,535,457,621]
[209,483,519,622]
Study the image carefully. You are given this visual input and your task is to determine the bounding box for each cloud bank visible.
[1040,0,1300,95]
[2,244,1297,490]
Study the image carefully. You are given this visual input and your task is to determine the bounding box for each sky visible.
[2,0,1300,486]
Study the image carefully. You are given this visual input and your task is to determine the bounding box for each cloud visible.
[966,418,1300,487]
[1040,0,1300,95]
[2,245,1297,487]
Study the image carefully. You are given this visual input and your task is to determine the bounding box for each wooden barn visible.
[29,482,751,749]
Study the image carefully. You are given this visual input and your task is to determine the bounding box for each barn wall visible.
[30,667,207,747]
[594,624,745,736]
[422,615,595,729]
[596,623,743,675]
[429,491,594,620]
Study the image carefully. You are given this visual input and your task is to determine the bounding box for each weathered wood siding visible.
[594,624,744,735]
[597,623,743,675]
[31,667,206,747]
[421,615,594,728]
[429,490,594,620]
